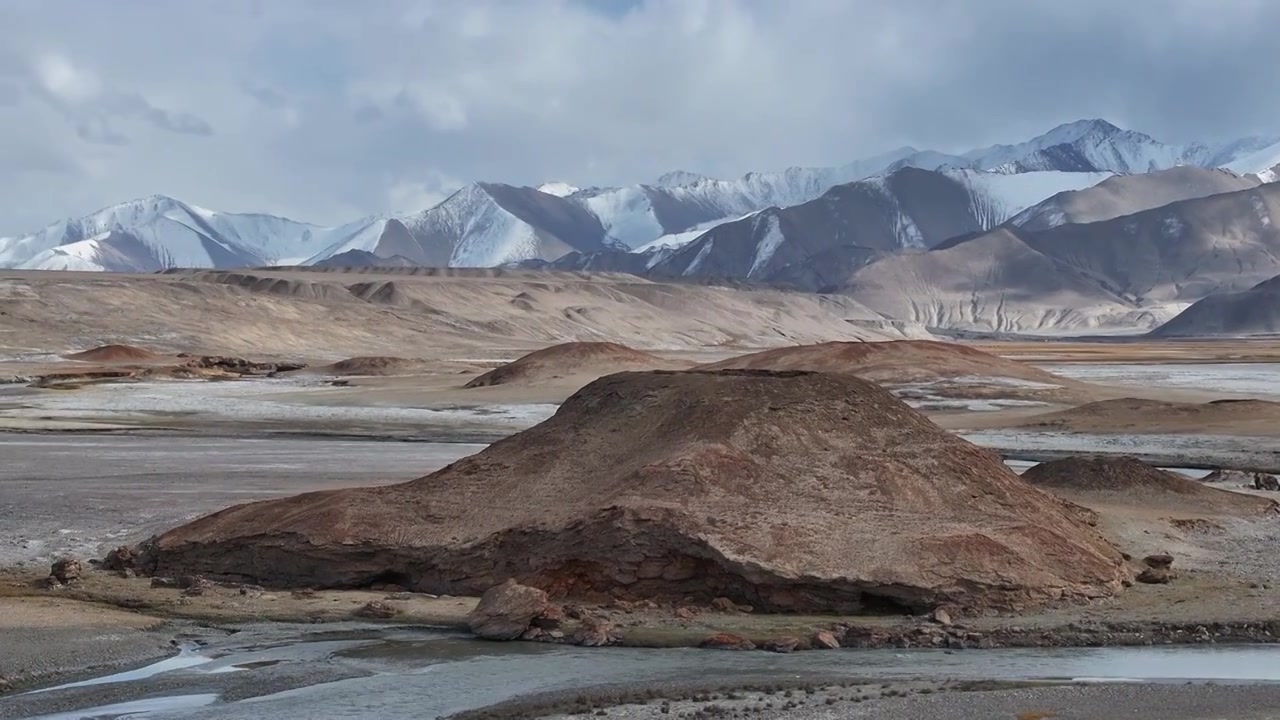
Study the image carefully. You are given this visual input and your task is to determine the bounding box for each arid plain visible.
[2,267,1279,719]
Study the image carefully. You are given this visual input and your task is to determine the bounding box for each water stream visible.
[11,626,1280,720]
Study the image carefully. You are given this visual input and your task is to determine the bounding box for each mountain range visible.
[7,118,1280,337]
[6,119,1280,273]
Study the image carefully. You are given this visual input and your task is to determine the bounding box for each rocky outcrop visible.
[468,580,551,640]
[134,370,1128,614]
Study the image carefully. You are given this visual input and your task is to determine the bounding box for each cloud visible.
[2,0,1280,234]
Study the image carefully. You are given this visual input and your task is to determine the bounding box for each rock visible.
[1143,554,1175,569]
[50,557,82,584]
[182,577,213,597]
[674,607,696,620]
[710,597,738,613]
[1203,469,1280,491]
[520,627,545,641]
[763,636,800,653]
[571,616,619,647]
[101,545,137,572]
[467,580,550,640]
[700,632,756,651]
[1137,567,1173,584]
[144,370,1129,613]
[932,607,953,626]
[812,630,841,649]
[150,577,180,589]
[354,601,399,619]
[532,604,566,630]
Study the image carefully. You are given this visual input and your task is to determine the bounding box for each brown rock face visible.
[138,370,1127,614]
[812,630,841,650]
[468,580,550,640]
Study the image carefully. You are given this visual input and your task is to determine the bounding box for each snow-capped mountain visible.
[540,167,1111,290]
[0,195,405,272]
[6,118,1280,274]
[307,182,614,267]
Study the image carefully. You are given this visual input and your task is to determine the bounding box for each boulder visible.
[1143,554,1175,569]
[932,607,953,626]
[354,601,399,619]
[101,545,138,572]
[1257,474,1280,492]
[531,604,566,630]
[468,580,550,640]
[763,636,801,653]
[701,632,756,651]
[812,630,841,650]
[1137,567,1173,584]
[49,557,82,584]
[571,616,619,647]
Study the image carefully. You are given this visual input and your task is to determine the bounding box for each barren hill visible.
[696,340,1066,385]
[319,356,433,376]
[63,344,166,363]
[1017,398,1280,437]
[465,342,686,388]
[0,268,928,359]
[1023,456,1277,515]
[139,370,1126,613]
[1151,274,1280,337]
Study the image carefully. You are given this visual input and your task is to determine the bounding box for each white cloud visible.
[1,0,1280,234]
[33,53,99,102]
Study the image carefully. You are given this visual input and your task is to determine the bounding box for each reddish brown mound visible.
[464,342,685,388]
[696,340,1070,386]
[1019,398,1280,435]
[323,356,429,376]
[139,369,1126,614]
[1023,457,1278,515]
[63,344,164,363]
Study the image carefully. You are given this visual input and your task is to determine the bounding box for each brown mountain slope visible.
[139,370,1127,614]
[841,230,1153,333]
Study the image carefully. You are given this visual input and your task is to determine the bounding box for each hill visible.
[1023,457,1277,516]
[1151,274,1280,337]
[137,370,1127,613]
[465,342,686,388]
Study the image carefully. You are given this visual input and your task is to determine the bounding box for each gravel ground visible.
[0,434,481,566]
[530,682,1280,720]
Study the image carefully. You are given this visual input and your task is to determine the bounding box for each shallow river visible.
[10,625,1280,720]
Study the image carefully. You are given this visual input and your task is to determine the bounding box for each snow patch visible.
[537,182,580,198]
[747,214,785,276]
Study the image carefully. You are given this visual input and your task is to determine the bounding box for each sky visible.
[2,0,1280,233]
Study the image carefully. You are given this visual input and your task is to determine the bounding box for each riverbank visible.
[4,558,1278,698]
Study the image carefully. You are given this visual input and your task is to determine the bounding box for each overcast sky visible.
[2,0,1279,233]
